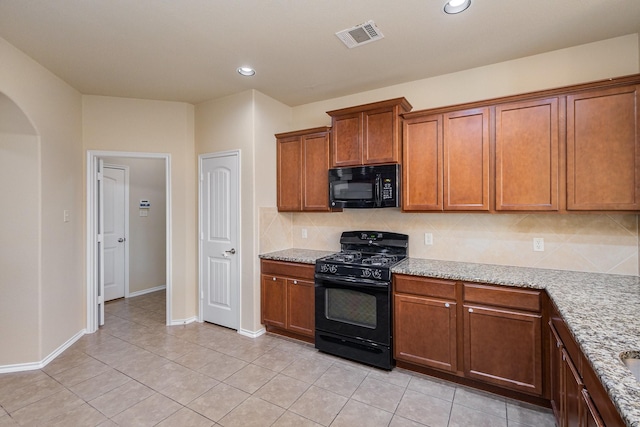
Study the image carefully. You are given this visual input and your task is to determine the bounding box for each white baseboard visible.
[128,285,166,298]
[238,327,266,338]
[0,329,86,374]
[169,316,198,326]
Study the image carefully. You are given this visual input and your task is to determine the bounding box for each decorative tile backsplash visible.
[260,207,639,276]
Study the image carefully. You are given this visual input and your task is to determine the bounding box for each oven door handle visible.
[315,274,389,289]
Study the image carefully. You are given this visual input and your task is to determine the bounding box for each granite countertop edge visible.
[259,249,640,427]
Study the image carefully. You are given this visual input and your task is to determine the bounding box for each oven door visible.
[314,273,390,346]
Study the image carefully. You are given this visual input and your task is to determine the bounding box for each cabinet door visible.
[394,294,457,372]
[549,323,565,425]
[402,114,443,211]
[563,348,584,427]
[332,112,362,167]
[364,107,399,164]
[261,275,286,328]
[567,85,640,210]
[286,278,315,337]
[443,108,490,210]
[463,304,542,395]
[582,389,605,427]
[496,98,559,211]
[277,136,302,211]
[302,131,331,211]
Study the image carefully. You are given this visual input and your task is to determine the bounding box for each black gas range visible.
[314,231,408,370]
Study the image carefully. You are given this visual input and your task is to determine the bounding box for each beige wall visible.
[260,34,640,278]
[82,95,196,321]
[0,132,39,364]
[104,157,166,294]
[291,34,640,129]
[0,37,84,366]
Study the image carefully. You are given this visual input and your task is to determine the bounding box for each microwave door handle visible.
[375,174,382,206]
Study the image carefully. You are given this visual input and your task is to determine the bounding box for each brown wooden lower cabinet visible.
[463,303,542,395]
[549,304,623,427]
[260,260,315,342]
[393,277,457,372]
[393,275,544,398]
[285,277,314,337]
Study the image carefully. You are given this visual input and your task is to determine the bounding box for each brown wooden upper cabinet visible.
[402,107,490,211]
[327,97,412,167]
[402,74,640,213]
[402,114,443,210]
[495,98,559,211]
[566,84,640,210]
[276,127,331,212]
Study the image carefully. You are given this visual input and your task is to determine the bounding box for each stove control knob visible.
[362,269,371,278]
[329,265,338,274]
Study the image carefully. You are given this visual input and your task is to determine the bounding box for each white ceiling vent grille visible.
[336,20,384,49]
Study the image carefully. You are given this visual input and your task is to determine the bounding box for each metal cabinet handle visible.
[468,308,474,313]
[445,303,450,308]
[272,277,276,281]
[293,280,298,285]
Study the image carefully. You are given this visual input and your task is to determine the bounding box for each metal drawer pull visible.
[445,303,450,308]
[469,308,474,313]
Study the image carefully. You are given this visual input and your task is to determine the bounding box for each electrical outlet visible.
[424,232,433,245]
[63,210,70,222]
[533,237,544,252]
[301,228,308,239]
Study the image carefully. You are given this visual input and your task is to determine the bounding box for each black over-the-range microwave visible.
[328,164,400,209]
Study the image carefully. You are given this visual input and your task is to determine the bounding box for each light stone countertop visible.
[259,248,333,265]
[258,250,640,427]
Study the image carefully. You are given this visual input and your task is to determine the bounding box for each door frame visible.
[103,163,130,300]
[86,150,172,333]
[198,150,241,328]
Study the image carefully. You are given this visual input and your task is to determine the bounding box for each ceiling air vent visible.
[336,20,384,49]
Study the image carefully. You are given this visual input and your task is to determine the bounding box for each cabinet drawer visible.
[394,275,456,299]
[463,283,540,312]
[261,260,315,280]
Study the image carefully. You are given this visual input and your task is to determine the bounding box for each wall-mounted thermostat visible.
[139,199,151,209]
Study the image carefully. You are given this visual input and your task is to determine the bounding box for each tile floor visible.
[0,291,556,426]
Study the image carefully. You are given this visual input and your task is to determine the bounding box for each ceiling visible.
[0,0,639,106]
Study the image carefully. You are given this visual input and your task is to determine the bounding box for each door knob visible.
[118,238,125,243]
[222,248,236,257]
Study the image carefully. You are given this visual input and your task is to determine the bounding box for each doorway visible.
[86,151,171,333]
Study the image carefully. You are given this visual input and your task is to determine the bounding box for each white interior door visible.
[200,151,239,329]
[103,165,128,302]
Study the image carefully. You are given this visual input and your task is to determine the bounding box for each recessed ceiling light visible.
[237,66,255,77]
[444,0,471,14]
